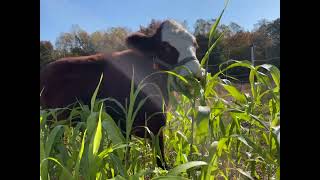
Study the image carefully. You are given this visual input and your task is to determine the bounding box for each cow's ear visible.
[126,33,157,54]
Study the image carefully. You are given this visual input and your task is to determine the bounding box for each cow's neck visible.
[139,63,170,108]
[113,49,170,108]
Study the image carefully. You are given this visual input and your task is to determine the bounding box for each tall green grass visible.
[40,61,280,179]
[40,1,279,179]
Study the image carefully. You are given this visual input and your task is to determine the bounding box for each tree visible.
[218,24,232,37]
[55,25,95,57]
[266,18,280,46]
[102,27,130,53]
[84,27,130,54]
[40,41,54,68]
[69,25,95,56]
[229,22,244,35]
[54,24,131,57]
[55,32,76,57]
[222,31,252,59]
[194,18,215,36]
[265,18,280,68]
[47,17,279,72]
[253,19,270,32]
[90,31,106,53]
[248,18,280,68]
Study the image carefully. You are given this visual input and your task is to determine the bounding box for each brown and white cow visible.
[40,20,205,168]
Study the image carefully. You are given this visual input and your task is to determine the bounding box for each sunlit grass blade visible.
[249,68,257,100]
[235,168,254,180]
[201,32,224,68]
[93,103,103,155]
[195,106,210,144]
[98,144,127,160]
[91,73,104,112]
[221,83,247,103]
[126,66,136,141]
[208,0,229,47]
[167,161,207,176]
[230,134,252,149]
[228,108,269,130]
[74,129,87,179]
[258,64,280,91]
[213,60,254,79]
[163,70,188,84]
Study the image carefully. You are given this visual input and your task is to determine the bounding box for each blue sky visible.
[40,0,280,44]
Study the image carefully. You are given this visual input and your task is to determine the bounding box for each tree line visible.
[40,18,280,78]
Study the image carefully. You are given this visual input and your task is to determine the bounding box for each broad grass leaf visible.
[168,161,207,176]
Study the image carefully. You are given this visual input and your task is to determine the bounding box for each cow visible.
[40,19,205,169]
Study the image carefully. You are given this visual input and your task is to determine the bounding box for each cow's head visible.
[126,20,205,80]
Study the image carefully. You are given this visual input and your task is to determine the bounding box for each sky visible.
[40,0,280,44]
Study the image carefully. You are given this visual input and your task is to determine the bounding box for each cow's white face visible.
[161,20,205,79]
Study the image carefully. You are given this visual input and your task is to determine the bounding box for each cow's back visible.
[40,53,107,109]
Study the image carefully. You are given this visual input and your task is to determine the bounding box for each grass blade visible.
[201,32,224,68]
[235,168,254,180]
[74,129,87,179]
[93,103,103,155]
[208,0,229,47]
[45,125,64,157]
[103,113,126,160]
[40,135,48,180]
[258,64,280,91]
[40,157,73,180]
[91,73,104,112]
[221,83,247,103]
[167,161,207,176]
[163,70,188,84]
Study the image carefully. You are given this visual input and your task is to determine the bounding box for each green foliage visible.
[53,26,130,59]
[40,60,280,179]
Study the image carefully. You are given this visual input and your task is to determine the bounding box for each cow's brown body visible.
[40,20,203,169]
[40,49,168,136]
[40,49,169,167]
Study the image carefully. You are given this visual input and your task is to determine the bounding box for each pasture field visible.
[40,3,280,179]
